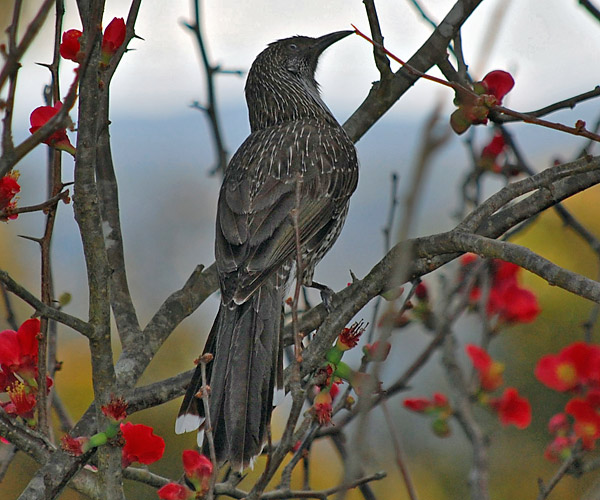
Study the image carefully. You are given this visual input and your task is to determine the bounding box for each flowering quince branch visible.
[0,188,70,220]
[351,25,600,142]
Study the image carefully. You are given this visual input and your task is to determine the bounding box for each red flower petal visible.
[102,18,126,56]
[157,483,194,500]
[481,133,506,159]
[566,398,600,449]
[59,29,82,62]
[120,422,165,466]
[403,397,431,413]
[29,102,74,150]
[481,70,515,104]
[182,450,213,481]
[490,387,531,429]
[0,329,21,367]
[535,354,577,392]
[0,174,20,211]
[465,344,492,371]
[17,318,40,361]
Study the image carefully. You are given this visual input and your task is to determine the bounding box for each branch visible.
[0,269,93,337]
[344,0,485,141]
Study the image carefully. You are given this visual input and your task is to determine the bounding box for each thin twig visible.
[200,357,217,500]
[381,399,418,500]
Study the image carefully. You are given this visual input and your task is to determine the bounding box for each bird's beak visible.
[312,30,354,56]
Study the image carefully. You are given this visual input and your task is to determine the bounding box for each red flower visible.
[566,398,600,449]
[480,70,515,105]
[102,18,126,57]
[29,102,75,153]
[182,450,212,479]
[544,435,576,463]
[482,133,506,159]
[403,393,450,413]
[403,397,430,413]
[460,253,479,266]
[489,387,531,429]
[1,382,36,419]
[312,389,333,425]
[415,282,428,300]
[0,318,40,383]
[328,382,340,400]
[480,132,508,173]
[487,281,540,323]
[101,396,128,422]
[182,450,212,493]
[61,434,89,456]
[157,483,194,500]
[0,172,20,220]
[535,342,600,392]
[59,29,82,62]
[120,422,165,467]
[465,344,504,391]
[362,341,391,362]
[548,413,570,435]
[462,257,540,324]
[337,321,366,351]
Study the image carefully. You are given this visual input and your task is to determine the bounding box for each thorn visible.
[18,235,43,244]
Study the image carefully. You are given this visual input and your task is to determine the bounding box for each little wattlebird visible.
[176,30,358,470]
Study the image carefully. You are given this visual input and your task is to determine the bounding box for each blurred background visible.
[1,0,600,498]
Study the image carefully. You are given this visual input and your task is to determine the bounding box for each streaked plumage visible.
[177,30,358,470]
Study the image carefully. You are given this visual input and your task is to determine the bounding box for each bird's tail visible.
[176,281,283,470]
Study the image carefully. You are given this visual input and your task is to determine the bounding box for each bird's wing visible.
[216,120,358,304]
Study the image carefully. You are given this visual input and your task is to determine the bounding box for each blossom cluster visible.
[27,18,127,157]
[0,319,50,426]
[157,450,213,500]
[461,254,541,325]
[310,321,390,426]
[59,17,126,64]
[450,69,515,134]
[403,345,531,436]
[535,342,600,460]
[61,396,165,469]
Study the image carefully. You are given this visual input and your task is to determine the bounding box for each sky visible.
[12,0,600,125]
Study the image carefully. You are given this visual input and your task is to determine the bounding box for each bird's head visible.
[245,31,353,130]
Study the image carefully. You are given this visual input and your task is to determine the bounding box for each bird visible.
[176,30,358,470]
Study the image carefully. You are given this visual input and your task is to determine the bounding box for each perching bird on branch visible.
[176,30,358,470]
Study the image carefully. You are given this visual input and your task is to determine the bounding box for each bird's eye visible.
[288,43,297,50]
